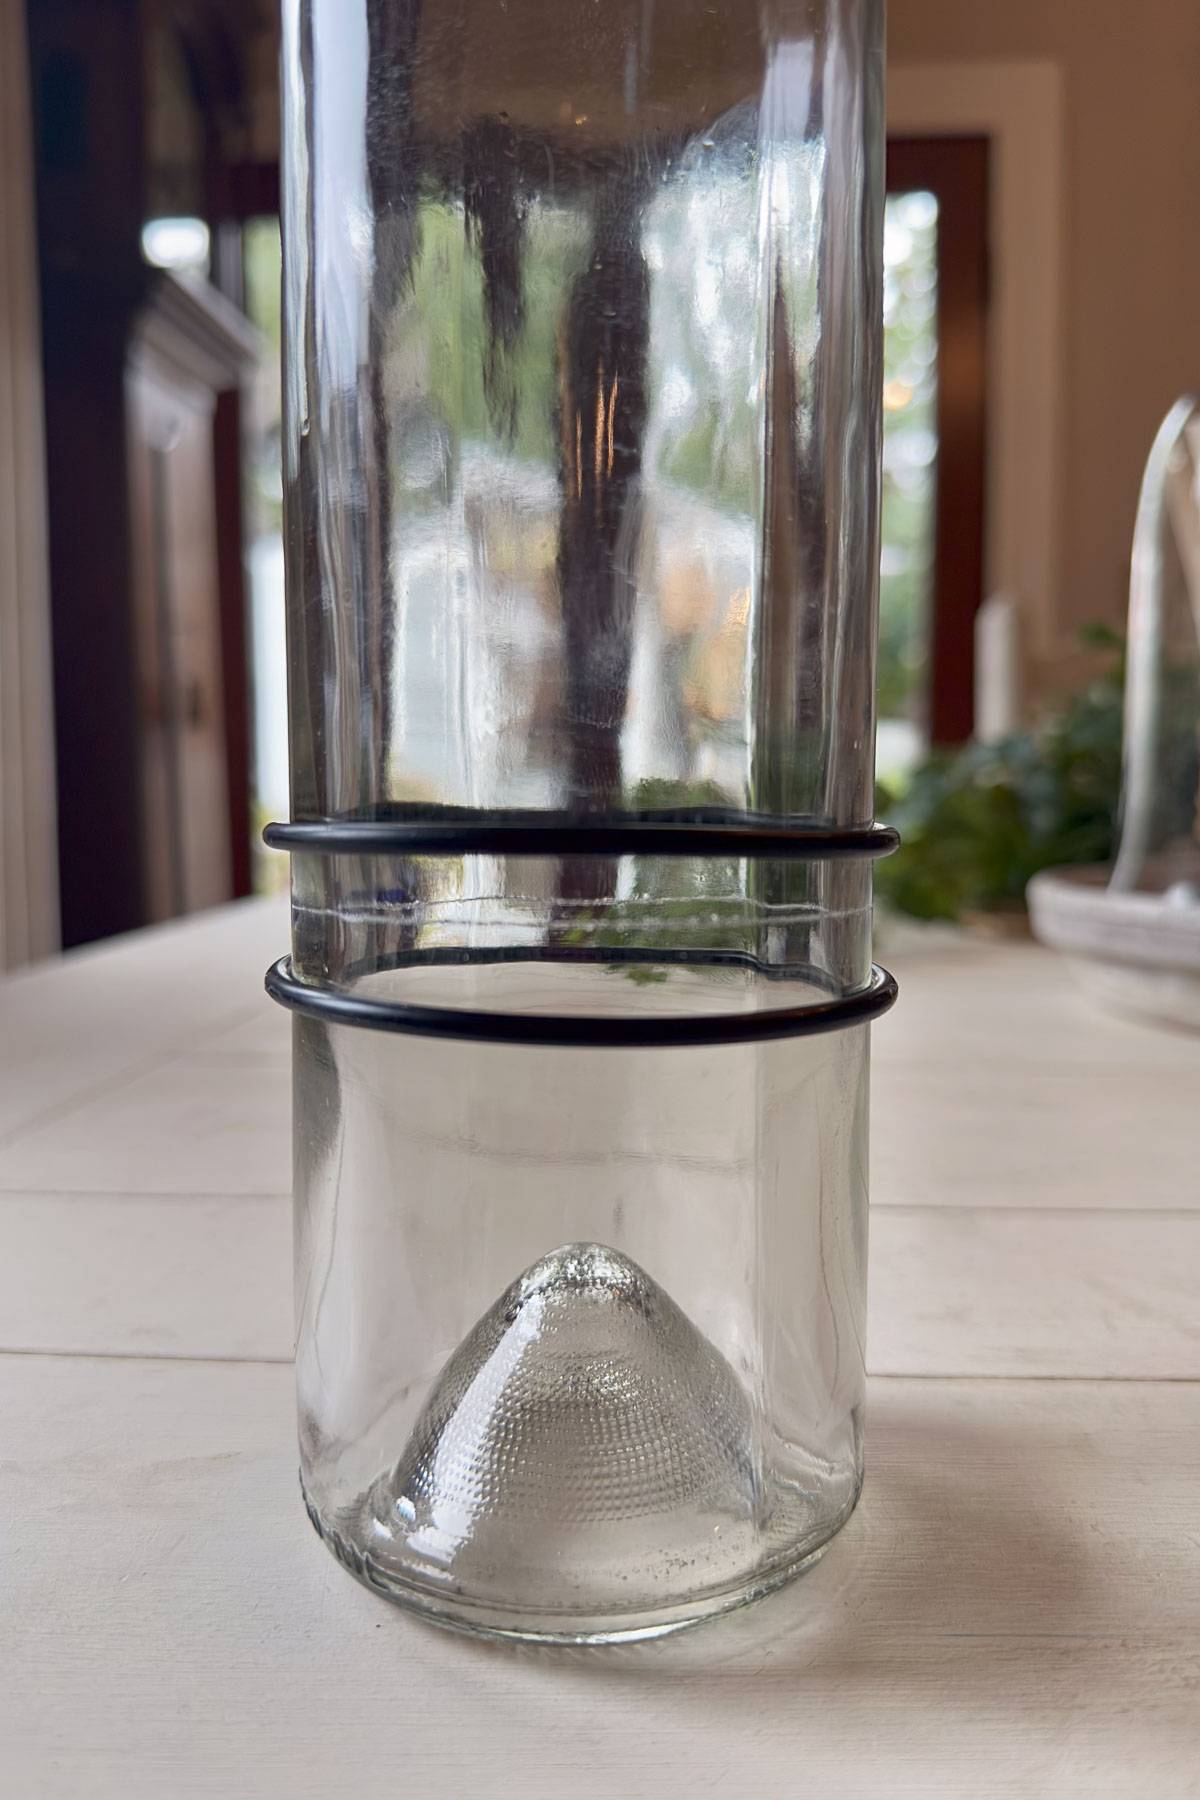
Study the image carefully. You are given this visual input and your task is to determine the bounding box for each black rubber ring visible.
[264,955,898,1048]
[264,810,899,862]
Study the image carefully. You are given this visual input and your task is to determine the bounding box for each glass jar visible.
[269,0,893,1642]
[1029,397,1200,1031]
[1110,397,1200,906]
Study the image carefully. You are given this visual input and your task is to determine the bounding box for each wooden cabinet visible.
[126,277,256,921]
[27,0,267,946]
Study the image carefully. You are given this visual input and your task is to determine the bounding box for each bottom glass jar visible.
[289,955,873,1644]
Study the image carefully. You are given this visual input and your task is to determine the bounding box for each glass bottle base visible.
[300,1475,860,1645]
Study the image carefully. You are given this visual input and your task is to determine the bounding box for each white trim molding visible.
[0,0,60,965]
[889,60,1066,679]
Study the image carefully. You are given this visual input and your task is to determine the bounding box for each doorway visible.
[881,135,989,775]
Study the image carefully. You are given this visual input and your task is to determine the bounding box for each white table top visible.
[2,899,1197,1797]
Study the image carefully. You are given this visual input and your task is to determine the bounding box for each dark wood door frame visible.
[887,136,989,745]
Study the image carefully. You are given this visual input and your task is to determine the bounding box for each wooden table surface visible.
[2,899,1197,1797]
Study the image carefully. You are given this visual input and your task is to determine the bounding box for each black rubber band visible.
[264,809,898,862]
[264,954,897,1048]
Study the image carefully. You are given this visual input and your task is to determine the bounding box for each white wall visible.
[891,0,1200,701]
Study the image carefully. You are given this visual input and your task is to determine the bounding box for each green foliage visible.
[623,777,735,815]
[242,218,284,535]
[876,627,1200,921]
[411,203,586,466]
[875,641,1127,921]
[562,777,756,967]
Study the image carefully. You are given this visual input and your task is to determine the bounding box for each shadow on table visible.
[449,1391,1141,1714]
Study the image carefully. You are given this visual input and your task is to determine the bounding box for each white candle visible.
[975,592,1021,742]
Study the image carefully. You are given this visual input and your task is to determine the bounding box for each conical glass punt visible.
[390,1243,756,1522]
[356,1244,771,1614]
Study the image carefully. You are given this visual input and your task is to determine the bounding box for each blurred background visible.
[1,0,1197,963]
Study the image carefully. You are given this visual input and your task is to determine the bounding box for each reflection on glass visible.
[248,205,935,842]
[284,0,882,837]
[249,56,943,852]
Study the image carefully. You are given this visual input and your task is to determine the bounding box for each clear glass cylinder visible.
[276,0,889,1641]
[294,1009,871,1639]
[1110,398,1200,905]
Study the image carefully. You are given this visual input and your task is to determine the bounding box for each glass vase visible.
[269,0,893,1642]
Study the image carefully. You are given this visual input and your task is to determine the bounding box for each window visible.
[879,188,938,781]
[884,137,989,770]
[242,217,287,892]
